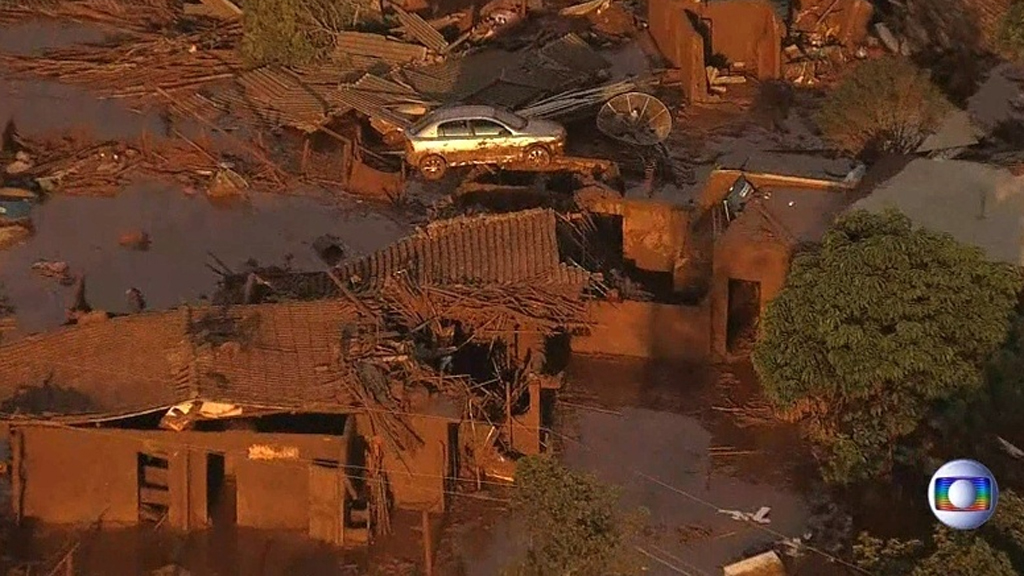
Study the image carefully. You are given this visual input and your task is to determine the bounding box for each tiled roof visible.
[0,300,365,420]
[335,208,593,287]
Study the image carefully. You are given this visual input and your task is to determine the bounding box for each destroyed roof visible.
[724,188,855,247]
[849,158,1024,266]
[336,208,592,287]
[0,300,365,421]
[335,31,429,65]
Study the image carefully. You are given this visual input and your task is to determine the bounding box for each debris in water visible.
[126,287,147,312]
[31,260,72,284]
[118,230,152,250]
[718,506,772,524]
[206,167,249,198]
[998,436,1024,459]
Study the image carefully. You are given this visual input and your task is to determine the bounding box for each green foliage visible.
[815,57,952,157]
[855,492,1024,575]
[998,2,1024,61]
[752,209,1022,484]
[507,455,647,576]
[241,0,357,67]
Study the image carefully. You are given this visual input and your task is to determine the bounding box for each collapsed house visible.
[0,209,595,545]
[647,0,784,101]
[572,165,859,360]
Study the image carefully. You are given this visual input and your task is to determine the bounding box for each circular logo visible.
[928,459,999,530]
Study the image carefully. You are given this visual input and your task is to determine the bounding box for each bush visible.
[506,456,647,576]
[241,0,358,67]
[999,2,1024,61]
[815,56,952,158]
[854,491,1024,575]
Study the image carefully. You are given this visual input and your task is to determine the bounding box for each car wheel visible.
[524,145,552,167]
[419,155,447,180]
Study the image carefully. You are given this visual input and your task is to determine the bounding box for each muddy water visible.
[0,186,409,332]
[447,356,824,575]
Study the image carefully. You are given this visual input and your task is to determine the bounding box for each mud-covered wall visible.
[710,229,792,357]
[11,426,349,529]
[377,414,449,513]
[647,0,708,102]
[571,300,711,361]
[700,0,783,80]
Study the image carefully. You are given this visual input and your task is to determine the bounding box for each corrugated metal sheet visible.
[335,208,591,286]
[329,87,413,128]
[335,31,428,65]
[393,5,449,53]
[353,73,420,97]
[236,68,332,132]
[401,49,513,100]
[537,33,609,73]
[466,80,546,108]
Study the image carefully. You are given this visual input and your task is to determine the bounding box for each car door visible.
[469,118,516,163]
[435,120,474,166]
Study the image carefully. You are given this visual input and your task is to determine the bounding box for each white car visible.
[403,105,567,180]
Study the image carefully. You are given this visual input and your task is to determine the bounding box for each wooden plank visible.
[139,486,170,507]
[143,466,169,488]
[308,464,341,545]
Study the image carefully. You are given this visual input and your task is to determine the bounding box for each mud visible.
[0,186,408,331]
[441,356,828,575]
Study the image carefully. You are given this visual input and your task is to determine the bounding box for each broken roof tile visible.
[392,5,450,53]
[236,67,332,132]
[335,31,429,65]
[329,87,413,128]
[0,301,369,420]
[335,208,592,287]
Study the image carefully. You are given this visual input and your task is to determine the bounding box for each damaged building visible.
[572,165,859,360]
[0,209,596,545]
[648,0,784,101]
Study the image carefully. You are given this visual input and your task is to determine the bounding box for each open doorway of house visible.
[206,453,236,526]
[726,278,761,354]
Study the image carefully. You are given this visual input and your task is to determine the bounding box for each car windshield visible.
[493,109,528,131]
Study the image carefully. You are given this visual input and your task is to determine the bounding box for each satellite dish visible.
[596,92,672,146]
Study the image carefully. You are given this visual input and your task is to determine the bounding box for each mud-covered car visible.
[403,105,567,180]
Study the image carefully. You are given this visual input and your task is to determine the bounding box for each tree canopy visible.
[854,490,1024,575]
[998,2,1024,62]
[815,56,951,158]
[506,455,646,576]
[752,209,1022,484]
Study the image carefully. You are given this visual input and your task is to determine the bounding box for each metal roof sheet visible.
[235,68,333,132]
[335,31,428,64]
[536,33,610,73]
[392,5,449,53]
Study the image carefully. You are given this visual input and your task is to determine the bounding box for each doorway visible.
[726,278,761,354]
[206,453,236,526]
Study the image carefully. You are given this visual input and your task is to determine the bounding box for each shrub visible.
[998,2,1024,61]
[241,0,358,68]
[815,56,952,157]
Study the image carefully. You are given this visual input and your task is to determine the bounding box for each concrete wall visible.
[571,300,711,362]
[11,426,349,530]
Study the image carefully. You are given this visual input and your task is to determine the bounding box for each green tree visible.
[854,491,1024,575]
[507,455,646,576]
[752,210,1022,484]
[241,0,359,67]
[998,2,1024,61]
[815,56,952,158]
